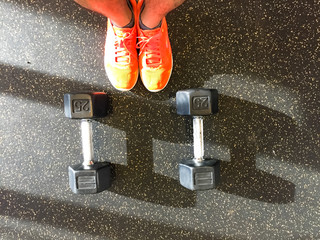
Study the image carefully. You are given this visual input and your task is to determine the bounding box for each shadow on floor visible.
[0,64,297,204]
[0,188,218,239]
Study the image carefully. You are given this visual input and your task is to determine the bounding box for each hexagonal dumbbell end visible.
[68,162,112,194]
[64,92,108,119]
[176,88,218,116]
[179,159,220,190]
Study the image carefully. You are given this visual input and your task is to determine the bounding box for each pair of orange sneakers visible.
[104,0,173,92]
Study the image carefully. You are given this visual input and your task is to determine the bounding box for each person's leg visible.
[137,0,186,92]
[74,0,139,91]
[73,0,132,27]
[141,0,186,28]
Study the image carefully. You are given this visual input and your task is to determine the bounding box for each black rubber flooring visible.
[0,0,319,239]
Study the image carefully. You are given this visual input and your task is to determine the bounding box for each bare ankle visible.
[111,2,133,27]
[140,2,164,29]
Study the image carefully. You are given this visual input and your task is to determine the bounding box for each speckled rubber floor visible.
[0,0,319,239]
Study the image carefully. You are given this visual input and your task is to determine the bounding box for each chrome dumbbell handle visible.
[81,119,94,167]
[193,116,204,162]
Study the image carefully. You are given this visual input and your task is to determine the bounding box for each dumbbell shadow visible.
[0,64,196,207]
[63,92,195,207]
[99,92,295,205]
[214,95,296,204]
[97,94,197,208]
[0,64,295,205]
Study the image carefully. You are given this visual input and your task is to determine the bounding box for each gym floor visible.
[0,0,319,239]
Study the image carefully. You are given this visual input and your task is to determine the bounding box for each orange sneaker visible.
[137,0,173,92]
[104,0,138,91]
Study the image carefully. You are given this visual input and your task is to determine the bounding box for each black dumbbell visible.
[64,92,112,194]
[176,88,220,190]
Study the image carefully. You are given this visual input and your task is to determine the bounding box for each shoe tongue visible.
[142,28,160,38]
[113,26,132,37]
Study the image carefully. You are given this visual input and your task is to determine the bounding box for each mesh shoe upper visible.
[104,0,138,91]
[137,0,173,92]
